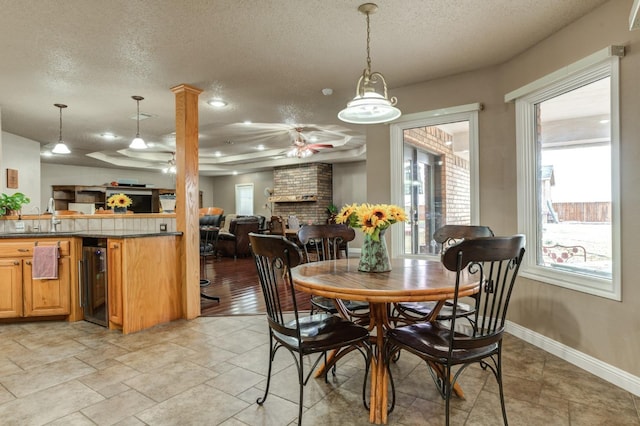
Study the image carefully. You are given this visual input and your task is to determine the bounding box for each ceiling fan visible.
[286,127,333,158]
[162,152,176,174]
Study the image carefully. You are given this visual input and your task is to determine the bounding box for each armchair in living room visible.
[217,216,262,259]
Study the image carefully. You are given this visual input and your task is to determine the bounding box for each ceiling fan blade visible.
[307,143,333,150]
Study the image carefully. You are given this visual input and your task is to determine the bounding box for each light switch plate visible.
[160,223,167,232]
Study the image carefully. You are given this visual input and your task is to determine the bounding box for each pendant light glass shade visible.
[52,104,71,154]
[130,95,148,149]
[338,3,400,125]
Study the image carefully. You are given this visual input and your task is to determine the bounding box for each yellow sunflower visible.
[388,205,407,223]
[334,202,407,241]
[107,193,133,208]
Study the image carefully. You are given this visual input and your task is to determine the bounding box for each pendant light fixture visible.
[338,3,401,125]
[129,95,148,149]
[52,103,71,154]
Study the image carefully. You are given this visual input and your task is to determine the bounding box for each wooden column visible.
[171,84,203,319]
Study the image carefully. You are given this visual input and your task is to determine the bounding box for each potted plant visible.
[0,192,31,216]
[327,202,338,224]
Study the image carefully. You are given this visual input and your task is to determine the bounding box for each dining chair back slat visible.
[296,223,355,262]
[394,224,494,326]
[296,224,368,322]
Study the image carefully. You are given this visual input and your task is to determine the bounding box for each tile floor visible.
[0,317,638,425]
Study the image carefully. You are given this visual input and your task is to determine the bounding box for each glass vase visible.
[113,206,127,214]
[358,229,391,273]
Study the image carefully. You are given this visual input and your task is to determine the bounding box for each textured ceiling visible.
[0,0,608,175]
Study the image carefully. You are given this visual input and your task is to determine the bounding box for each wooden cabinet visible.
[24,256,71,316]
[107,239,123,327]
[51,185,185,213]
[52,185,106,211]
[105,236,181,334]
[0,258,23,317]
[0,239,71,319]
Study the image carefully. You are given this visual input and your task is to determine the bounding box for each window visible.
[511,50,621,300]
[235,183,254,216]
[391,104,481,257]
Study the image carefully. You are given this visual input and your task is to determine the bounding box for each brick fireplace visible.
[271,163,332,225]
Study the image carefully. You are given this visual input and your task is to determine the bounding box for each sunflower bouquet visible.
[336,203,407,241]
[107,193,133,209]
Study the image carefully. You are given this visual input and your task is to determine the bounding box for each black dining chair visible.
[393,225,494,329]
[297,224,369,324]
[385,235,526,426]
[200,225,220,302]
[248,233,371,425]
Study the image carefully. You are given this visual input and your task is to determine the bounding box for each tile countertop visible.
[0,231,182,239]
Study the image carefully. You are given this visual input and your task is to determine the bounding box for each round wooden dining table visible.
[291,257,479,425]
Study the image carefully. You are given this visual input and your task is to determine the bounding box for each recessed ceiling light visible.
[243,120,252,125]
[600,119,610,124]
[445,140,453,146]
[309,136,318,142]
[207,99,227,108]
[41,151,53,157]
[257,144,265,150]
[146,142,155,148]
[101,132,117,140]
[214,151,222,157]
[232,171,238,175]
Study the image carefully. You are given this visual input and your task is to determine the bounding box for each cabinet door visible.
[0,259,23,318]
[107,240,123,327]
[23,257,71,317]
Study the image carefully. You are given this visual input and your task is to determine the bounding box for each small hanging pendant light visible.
[338,3,401,125]
[52,103,71,154]
[129,95,148,149]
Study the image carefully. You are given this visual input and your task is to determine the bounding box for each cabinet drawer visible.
[0,240,70,257]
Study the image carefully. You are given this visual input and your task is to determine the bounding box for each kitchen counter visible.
[0,231,183,334]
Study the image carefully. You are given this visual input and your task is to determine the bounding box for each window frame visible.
[513,55,621,301]
[390,104,481,258]
[235,183,254,216]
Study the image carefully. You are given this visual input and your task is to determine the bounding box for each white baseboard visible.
[506,321,640,397]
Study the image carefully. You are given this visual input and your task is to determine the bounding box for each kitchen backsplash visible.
[0,215,176,234]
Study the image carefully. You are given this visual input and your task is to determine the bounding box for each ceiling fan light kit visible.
[129,95,148,150]
[338,3,401,125]
[162,152,177,174]
[52,103,71,154]
[286,127,330,158]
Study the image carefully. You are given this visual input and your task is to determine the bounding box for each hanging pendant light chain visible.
[365,11,372,74]
[59,107,63,142]
[136,98,140,137]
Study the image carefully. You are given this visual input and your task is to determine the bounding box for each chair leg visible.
[257,333,275,406]
[444,364,452,426]
[297,352,305,426]
[496,349,508,425]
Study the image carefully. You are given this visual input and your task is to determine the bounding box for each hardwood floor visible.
[200,255,311,316]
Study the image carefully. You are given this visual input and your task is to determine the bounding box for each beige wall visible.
[333,161,367,248]
[366,0,639,377]
[2,131,41,213]
[209,170,274,217]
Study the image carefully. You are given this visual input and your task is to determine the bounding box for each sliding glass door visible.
[391,105,480,257]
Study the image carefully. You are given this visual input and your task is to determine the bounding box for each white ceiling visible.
[0,0,608,176]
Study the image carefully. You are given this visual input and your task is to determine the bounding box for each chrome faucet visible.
[31,206,41,232]
[50,213,61,232]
